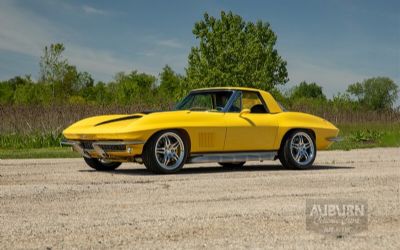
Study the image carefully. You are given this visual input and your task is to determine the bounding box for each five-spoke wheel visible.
[290,132,315,166]
[154,132,185,170]
[279,130,316,169]
[143,130,188,174]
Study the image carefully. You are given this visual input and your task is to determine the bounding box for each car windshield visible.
[175,91,233,112]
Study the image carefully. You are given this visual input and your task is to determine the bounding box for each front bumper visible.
[61,139,144,159]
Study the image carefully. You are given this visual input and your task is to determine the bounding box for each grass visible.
[330,123,400,150]
[0,123,399,159]
[0,133,62,149]
[0,147,79,159]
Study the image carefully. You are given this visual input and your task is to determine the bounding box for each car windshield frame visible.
[175,90,237,112]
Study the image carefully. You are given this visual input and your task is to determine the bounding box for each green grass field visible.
[0,123,399,159]
[330,123,400,150]
[0,147,79,159]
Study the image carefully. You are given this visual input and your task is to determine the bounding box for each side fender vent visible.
[199,132,214,148]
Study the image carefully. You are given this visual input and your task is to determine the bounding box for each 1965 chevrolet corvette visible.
[62,87,340,173]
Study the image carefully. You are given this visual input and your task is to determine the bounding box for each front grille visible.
[79,141,126,152]
[81,141,94,150]
[99,144,126,151]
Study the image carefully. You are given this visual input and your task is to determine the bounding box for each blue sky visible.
[0,0,399,98]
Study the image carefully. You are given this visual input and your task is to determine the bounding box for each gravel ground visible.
[0,148,399,249]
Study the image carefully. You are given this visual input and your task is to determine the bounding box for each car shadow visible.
[79,164,354,176]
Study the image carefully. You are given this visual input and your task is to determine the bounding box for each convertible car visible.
[62,87,340,173]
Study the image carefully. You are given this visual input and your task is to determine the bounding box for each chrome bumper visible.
[327,136,343,142]
[61,139,144,158]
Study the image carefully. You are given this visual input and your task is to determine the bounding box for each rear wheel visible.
[279,130,316,169]
[218,162,246,168]
[142,130,188,174]
[83,157,121,171]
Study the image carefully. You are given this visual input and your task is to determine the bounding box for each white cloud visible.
[82,5,107,15]
[65,45,156,78]
[0,1,53,57]
[0,1,150,81]
[283,55,368,98]
[156,39,184,49]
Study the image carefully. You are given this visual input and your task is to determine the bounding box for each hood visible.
[63,113,147,138]
[62,110,186,140]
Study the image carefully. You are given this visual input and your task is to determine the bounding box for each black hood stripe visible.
[95,115,143,126]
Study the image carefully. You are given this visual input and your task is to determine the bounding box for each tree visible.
[186,11,288,90]
[13,82,52,105]
[0,81,15,104]
[39,44,68,82]
[290,81,326,100]
[113,71,157,105]
[347,77,398,110]
[159,65,185,101]
[90,81,111,104]
[39,43,69,99]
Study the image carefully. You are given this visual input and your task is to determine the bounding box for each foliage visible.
[347,77,398,110]
[112,71,157,105]
[289,81,326,100]
[0,132,62,149]
[39,43,68,84]
[330,123,400,150]
[186,11,288,90]
[348,129,383,143]
[159,65,186,101]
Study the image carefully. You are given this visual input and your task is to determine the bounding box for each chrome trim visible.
[188,151,277,163]
[92,143,108,158]
[327,137,343,142]
[61,140,144,158]
[61,140,91,158]
[91,140,144,146]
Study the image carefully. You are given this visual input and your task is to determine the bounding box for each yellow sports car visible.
[62,87,340,173]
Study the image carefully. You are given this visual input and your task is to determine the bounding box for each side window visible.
[242,92,268,113]
[228,93,242,112]
[191,94,213,110]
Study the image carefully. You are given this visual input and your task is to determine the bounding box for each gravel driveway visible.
[0,148,399,249]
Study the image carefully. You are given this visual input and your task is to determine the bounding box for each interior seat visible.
[250,104,267,113]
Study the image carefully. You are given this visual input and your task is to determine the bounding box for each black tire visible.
[142,130,189,174]
[83,157,121,171]
[278,130,316,169]
[218,162,246,168]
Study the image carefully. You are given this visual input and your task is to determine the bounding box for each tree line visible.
[0,11,398,111]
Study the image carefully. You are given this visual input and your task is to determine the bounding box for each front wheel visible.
[278,130,316,169]
[84,157,121,171]
[142,130,188,174]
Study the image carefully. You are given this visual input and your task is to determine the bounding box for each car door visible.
[179,92,228,153]
[184,111,227,153]
[223,91,279,151]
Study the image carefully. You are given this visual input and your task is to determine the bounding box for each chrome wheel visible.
[290,132,315,166]
[155,132,185,170]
